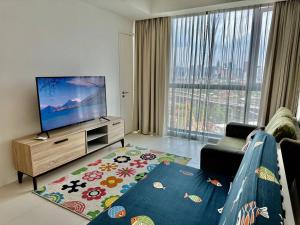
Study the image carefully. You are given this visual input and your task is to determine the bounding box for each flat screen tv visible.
[36,76,107,132]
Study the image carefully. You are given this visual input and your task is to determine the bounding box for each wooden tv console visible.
[12,116,124,190]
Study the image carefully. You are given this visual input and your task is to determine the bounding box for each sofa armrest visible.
[226,122,260,139]
[200,144,244,177]
[280,138,300,187]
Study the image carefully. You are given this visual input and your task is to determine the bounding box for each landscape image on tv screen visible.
[36,76,107,132]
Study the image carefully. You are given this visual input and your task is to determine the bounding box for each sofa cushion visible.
[265,116,297,142]
[266,107,293,133]
[218,136,246,151]
[271,107,294,120]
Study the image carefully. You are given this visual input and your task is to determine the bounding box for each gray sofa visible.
[200,107,300,224]
[200,107,300,179]
[200,122,257,176]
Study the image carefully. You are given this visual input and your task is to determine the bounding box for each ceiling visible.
[81,0,281,20]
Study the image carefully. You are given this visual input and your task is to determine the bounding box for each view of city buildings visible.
[167,8,272,138]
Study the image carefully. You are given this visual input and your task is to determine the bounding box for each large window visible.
[167,6,272,140]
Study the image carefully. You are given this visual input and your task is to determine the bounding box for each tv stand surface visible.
[36,131,50,138]
[99,116,110,122]
[12,116,124,190]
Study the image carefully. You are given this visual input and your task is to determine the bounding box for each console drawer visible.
[31,132,85,176]
[108,119,124,143]
[108,119,124,131]
[108,133,124,143]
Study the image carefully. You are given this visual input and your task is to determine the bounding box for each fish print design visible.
[232,177,247,210]
[255,166,279,184]
[279,214,284,225]
[207,178,222,187]
[237,163,245,176]
[241,141,251,152]
[162,160,170,165]
[108,206,126,218]
[218,207,224,214]
[153,182,166,190]
[179,170,194,176]
[131,215,155,225]
[253,141,263,149]
[236,201,269,225]
[228,182,233,194]
[184,193,202,203]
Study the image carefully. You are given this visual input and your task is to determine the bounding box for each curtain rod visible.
[149,0,285,19]
[172,3,273,19]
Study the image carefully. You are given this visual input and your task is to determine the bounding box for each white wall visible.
[0,0,133,187]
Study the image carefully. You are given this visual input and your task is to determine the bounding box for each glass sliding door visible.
[167,6,273,140]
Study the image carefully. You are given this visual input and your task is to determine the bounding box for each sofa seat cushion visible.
[218,136,246,151]
[201,144,244,176]
[88,163,232,225]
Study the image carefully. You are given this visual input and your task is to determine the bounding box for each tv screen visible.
[36,76,107,132]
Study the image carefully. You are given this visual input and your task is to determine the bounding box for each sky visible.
[171,8,272,69]
[37,77,105,108]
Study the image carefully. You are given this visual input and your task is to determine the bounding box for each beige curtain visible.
[259,0,300,125]
[134,17,170,136]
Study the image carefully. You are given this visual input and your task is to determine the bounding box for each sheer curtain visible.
[167,6,272,141]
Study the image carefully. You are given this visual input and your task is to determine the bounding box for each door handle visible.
[122,91,129,98]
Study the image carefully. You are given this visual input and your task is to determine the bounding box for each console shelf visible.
[87,142,108,153]
[12,116,124,190]
[87,134,108,153]
[86,133,107,142]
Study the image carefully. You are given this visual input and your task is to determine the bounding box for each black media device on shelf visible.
[36,76,108,135]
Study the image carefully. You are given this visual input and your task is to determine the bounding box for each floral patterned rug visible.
[34,145,191,220]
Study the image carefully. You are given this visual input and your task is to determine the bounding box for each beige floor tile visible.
[0,183,44,224]
[5,203,87,225]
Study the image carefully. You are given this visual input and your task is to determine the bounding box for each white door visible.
[119,33,134,134]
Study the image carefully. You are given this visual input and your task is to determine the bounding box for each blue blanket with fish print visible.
[88,162,233,225]
[217,131,283,225]
[88,132,283,225]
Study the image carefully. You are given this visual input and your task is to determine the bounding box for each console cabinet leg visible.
[121,139,125,147]
[33,177,37,191]
[17,171,23,184]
